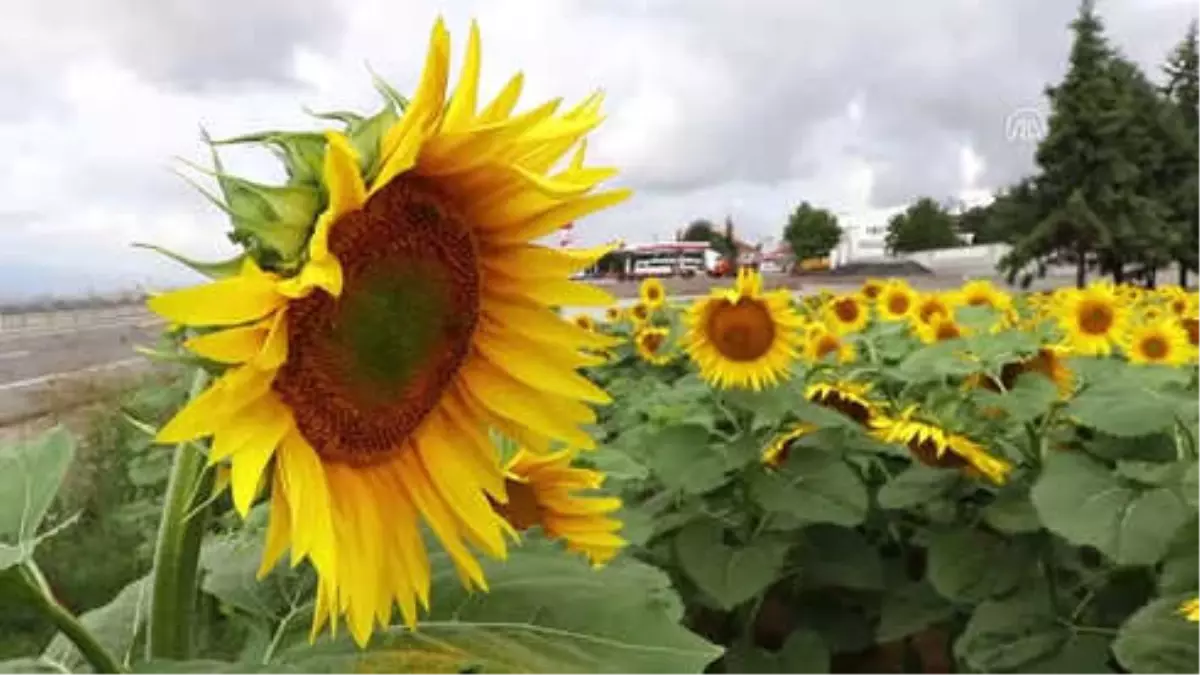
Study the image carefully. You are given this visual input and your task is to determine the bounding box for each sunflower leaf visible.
[0,427,76,571]
[211,131,327,187]
[926,528,1037,603]
[953,583,1070,672]
[270,536,722,673]
[43,575,152,673]
[673,519,791,610]
[1112,594,1200,674]
[747,452,868,526]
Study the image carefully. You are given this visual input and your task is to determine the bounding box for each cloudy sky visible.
[0,0,1194,299]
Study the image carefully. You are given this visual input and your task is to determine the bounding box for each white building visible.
[830,222,889,268]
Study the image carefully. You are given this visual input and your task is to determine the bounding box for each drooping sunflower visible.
[871,407,1012,485]
[493,449,625,567]
[633,326,673,365]
[801,325,856,364]
[1180,313,1199,360]
[572,314,597,332]
[1122,319,1190,367]
[822,293,870,335]
[145,20,629,646]
[877,279,917,322]
[761,423,817,468]
[913,315,971,345]
[1056,282,1128,356]
[682,268,804,390]
[805,381,880,426]
[969,345,1074,399]
[640,277,667,309]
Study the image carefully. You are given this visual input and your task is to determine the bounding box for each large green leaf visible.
[0,427,76,570]
[953,585,1069,672]
[893,340,980,382]
[748,453,868,526]
[643,425,730,495]
[926,529,1035,603]
[200,529,316,621]
[673,520,790,611]
[1112,594,1199,674]
[721,631,830,673]
[982,486,1043,533]
[0,659,66,673]
[1024,634,1117,673]
[1067,379,1197,438]
[1032,452,1191,566]
[973,374,1060,423]
[876,464,960,510]
[794,526,882,591]
[876,581,957,643]
[1159,521,1199,595]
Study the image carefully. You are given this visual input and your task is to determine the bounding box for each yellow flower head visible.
[145,19,629,647]
[682,268,804,390]
[957,279,1012,313]
[877,279,917,322]
[912,292,955,327]
[914,315,971,345]
[639,277,666,309]
[1123,319,1191,367]
[497,449,625,568]
[1180,597,1199,622]
[629,301,652,325]
[871,407,1012,485]
[604,306,623,323]
[968,345,1074,399]
[1056,281,1128,356]
[572,313,596,332]
[801,324,857,365]
[633,326,673,365]
[822,293,871,335]
[860,278,886,301]
[804,381,879,426]
[762,423,817,468]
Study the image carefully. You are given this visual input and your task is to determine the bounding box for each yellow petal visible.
[230,435,279,517]
[321,130,367,224]
[490,276,615,307]
[458,356,597,449]
[441,20,481,133]
[482,243,614,279]
[155,366,273,444]
[477,71,524,123]
[474,322,611,404]
[184,324,268,364]
[257,471,293,579]
[373,19,450,192]
[277,431,337,582]
[480,296,619,349]
[486,189,632,245]
[255,309,289,369]
[208,394,291,464]
[148,275,284,327]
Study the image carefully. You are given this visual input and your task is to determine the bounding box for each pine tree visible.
[1162,22,1199,287]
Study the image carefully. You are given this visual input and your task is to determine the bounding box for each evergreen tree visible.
[1162,22,1199,286]
[782,202,842,261]
[1021,0,1129,287]
[884,197,962,254]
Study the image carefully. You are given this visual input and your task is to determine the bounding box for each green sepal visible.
[133,243,246,280]
[182,142,323,268]
[211,130,327,188]
[369,66,411,112]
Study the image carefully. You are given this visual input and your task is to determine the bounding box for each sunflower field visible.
[2,17,1200,675]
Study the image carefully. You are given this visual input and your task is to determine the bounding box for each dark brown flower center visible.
[909,437,968,470]
[272,175,479,466]
[934,321,962,341]
[1078,301,1113,335]
[1183,318,1199,347]
[809,388,871,425]
[1139,334,1170,360]
[490,479,543,531]
[862,283,882,299]
[919,300,948,324]
[814,334,841,360]
[632,303,649,321]
[886,292,911,315]
[832,298,861,324]
[706,298,776,361]
[639,331,665,353]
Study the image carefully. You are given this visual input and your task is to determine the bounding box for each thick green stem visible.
[146,369,214,661]
[18,562,124,674]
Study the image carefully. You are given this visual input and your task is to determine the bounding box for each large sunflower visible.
[682,268,804,390]
[146,20,629,646]
[1056,282,1128,356]
[871,407,1012,485]
[912,292,955,327]
[494,449,625,567]
[1123,319,1190,367]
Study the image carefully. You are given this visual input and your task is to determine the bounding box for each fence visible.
[0,303,149,331]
